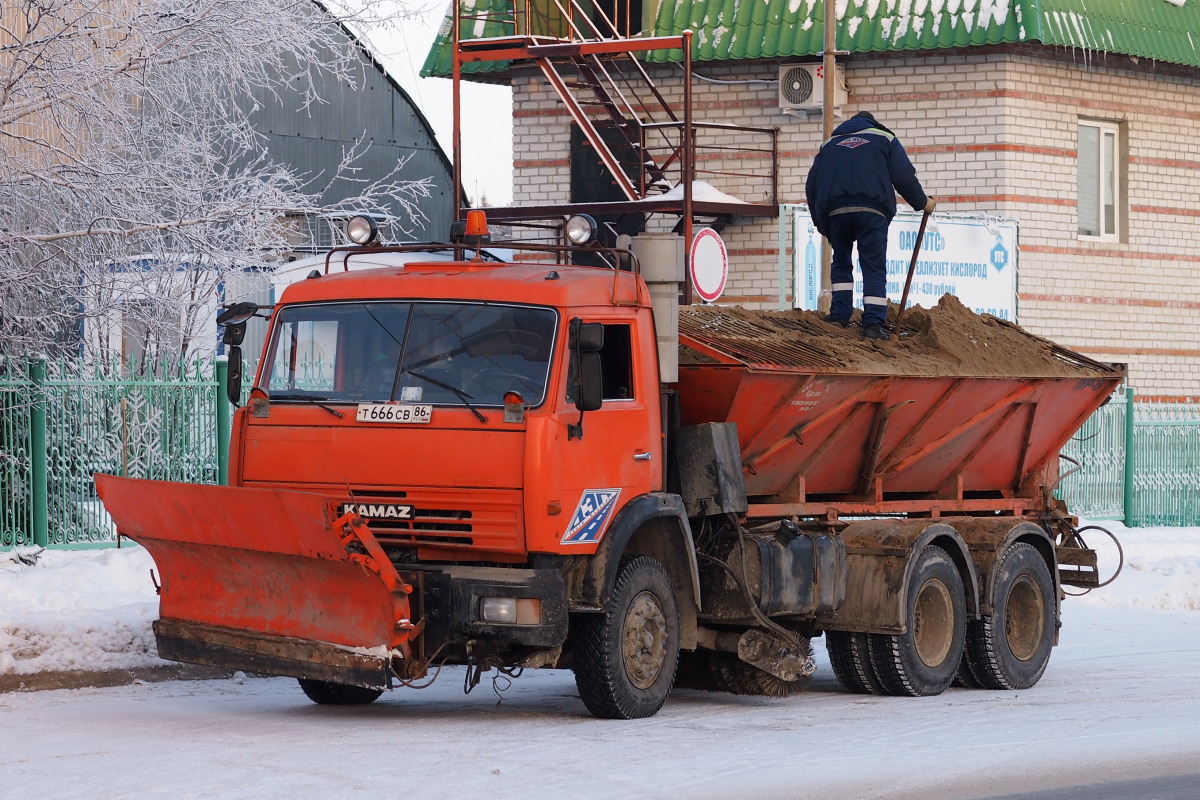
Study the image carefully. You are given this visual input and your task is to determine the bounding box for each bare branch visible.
[0,0,432,358]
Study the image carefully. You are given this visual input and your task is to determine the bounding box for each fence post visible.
[216,358,230,486]
[1122,385,1136,527]
[29,359,49,547]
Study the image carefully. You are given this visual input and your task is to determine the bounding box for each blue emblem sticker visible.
[561,489,622,544]
[990,236,1010,272]
[837,136,870,149]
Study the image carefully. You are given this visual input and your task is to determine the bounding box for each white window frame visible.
[1077,120,1121,241]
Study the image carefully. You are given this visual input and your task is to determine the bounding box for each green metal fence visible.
[1128,400,1200,526]
[1057,388,1200,527]
[0,356,227,548]
[1057,389,1129,522]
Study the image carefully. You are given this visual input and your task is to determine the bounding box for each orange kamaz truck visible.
[97,216,1121,718]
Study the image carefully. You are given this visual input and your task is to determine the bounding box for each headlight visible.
[346,215,379,246]
[480,597,542,625]
[565,214,598,245]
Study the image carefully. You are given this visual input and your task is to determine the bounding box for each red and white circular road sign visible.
[689,228,728,303]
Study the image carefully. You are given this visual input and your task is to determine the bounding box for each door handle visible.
[633,451,652,461]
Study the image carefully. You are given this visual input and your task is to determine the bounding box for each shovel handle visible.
[893,208,931,333]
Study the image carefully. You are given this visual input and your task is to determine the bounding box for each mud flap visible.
[95,475,411,687]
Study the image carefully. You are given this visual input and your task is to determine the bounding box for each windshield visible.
[261,301,557,407]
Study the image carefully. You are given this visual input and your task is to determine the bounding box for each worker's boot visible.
[862,323,890,341]
[823,313,851,328]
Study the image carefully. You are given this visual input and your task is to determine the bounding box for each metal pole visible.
[682,30,694,306]
[216,358,231,486]
[1122,385,1136,527]
[452,1,463,221]
[120,396,129,478]
[29,359,48,547]
[777,205,789,310]
[819,0,837,313]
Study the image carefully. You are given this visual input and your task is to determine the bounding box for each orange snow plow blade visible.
[95,474,413,689]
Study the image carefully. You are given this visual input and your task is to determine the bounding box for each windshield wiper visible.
[269,393,345,418]
[403,369,487,423]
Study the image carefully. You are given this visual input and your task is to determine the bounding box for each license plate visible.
[355,403,432,423]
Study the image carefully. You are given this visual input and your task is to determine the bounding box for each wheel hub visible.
[622,590,667,689]
[1005,575,1045,661]
[914,578,955,668]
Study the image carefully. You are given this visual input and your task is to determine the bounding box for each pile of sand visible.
[679,294,1117,379]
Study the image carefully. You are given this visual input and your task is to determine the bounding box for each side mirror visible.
[569,319,605,411]
[568,320,604,439]
[576,352,603,412]
[569,321,604,353]
[226,346,243,406]
[217,301,259,326]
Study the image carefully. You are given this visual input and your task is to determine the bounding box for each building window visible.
[1077,121,1120,240]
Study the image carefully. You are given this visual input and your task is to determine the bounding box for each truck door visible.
[557,320,662,546]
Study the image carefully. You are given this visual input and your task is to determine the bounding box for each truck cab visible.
[104,236,705,718]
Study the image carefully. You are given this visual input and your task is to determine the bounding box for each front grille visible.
[334,488,524,555]
[367,508,474,542]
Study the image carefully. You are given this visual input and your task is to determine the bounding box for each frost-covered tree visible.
[0,0,432,359]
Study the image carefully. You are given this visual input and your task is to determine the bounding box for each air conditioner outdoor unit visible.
[778,64,845,111]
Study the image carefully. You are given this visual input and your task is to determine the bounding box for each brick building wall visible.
[509,49,1200,399]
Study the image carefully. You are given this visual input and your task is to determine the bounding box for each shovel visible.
[891,207,932,334]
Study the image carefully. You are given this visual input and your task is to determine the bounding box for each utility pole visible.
[819,0,837,313]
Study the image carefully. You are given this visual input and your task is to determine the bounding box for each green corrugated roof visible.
[421,0,1200,78]
[647,0,1033,63]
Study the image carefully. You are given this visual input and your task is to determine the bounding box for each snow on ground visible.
[1,520,1199,799]
[0,545,160,675]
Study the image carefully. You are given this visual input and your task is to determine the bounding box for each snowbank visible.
[0,546,161,675]
[1072,521,1200,613]
[1,519,1196,678]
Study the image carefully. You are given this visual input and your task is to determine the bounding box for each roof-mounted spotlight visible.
[346,215,380,246]
[565,214,598,246]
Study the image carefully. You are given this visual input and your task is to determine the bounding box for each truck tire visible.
[953,655,983,689]
[963,542,1055,690]
[297,678,383,705]
[868,545,966,697]
[572,555,680,719]
[826,631,885,694]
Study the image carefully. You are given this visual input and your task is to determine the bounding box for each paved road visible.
[3,603,1198,799]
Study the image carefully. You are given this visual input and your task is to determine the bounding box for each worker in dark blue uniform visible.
[805,111,935,341]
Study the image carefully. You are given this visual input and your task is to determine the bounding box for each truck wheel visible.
[868,545,966,697]
[964,542,1055,690]
[297,678,383,705]
[953,652,984,688]
[572,555,680,719]
[826,631,884,694]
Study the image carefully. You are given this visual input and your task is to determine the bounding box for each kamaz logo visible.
[340,502,414,520]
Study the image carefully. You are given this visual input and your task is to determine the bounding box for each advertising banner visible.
[792,207,1019,321]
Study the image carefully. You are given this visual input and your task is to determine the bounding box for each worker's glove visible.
[924,198,938,213]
